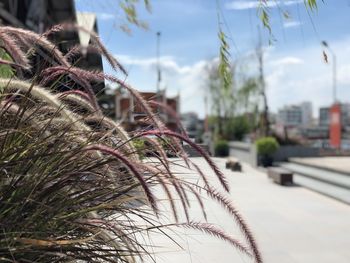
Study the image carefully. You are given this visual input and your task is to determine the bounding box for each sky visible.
[75,0,350,118]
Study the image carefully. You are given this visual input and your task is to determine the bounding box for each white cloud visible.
[225,0,303,10]
[265,37,350,117]
[115,54,216,115]
[270,56,304,66]
[114,37,350,119]
[338,64,350,86]
[116,55,196,74]
[97,13,115,21]
[283,20,303,28]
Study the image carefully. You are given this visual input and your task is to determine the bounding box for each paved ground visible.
[291,156,350,174]
[146,158,350,263]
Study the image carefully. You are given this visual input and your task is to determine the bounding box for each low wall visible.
[273,146,320,162]
[229,141,323,166]
[184,144,210,157]
[229,141,257,166]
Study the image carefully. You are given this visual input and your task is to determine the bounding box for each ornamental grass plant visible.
[0,24,262,262]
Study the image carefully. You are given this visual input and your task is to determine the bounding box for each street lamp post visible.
[322,41,341,149]
[321,41,337,103]
[156,31,162,115]
[156,32,161,94]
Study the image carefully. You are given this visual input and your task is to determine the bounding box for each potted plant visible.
[214,139,229,157]
[255,137,279,167]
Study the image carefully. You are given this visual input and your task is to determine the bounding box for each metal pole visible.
[332,52,337,103]
[257,26,269,137]
[156,31,162,116]
[156,31,161,94]
[321,41,337,103]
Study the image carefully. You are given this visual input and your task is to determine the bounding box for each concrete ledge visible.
[228,141,251,151]
[268,167,293,185]
[183,144,210,157]
[225,157,242,172]
[229,141,257,167]
[289,157,350,177]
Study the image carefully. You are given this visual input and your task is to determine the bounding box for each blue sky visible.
[75,0,350,118]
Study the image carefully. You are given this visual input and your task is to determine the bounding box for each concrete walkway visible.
[147,158,350,263]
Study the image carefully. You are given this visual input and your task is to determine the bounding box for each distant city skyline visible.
[277,101,313,126]
[75,0,350,118]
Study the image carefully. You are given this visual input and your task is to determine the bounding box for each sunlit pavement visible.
[146,157,350,263]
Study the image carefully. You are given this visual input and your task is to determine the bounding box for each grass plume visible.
[0,24,262,262]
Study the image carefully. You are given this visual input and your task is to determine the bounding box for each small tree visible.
[224,116,251,141]
[205,57,235,138]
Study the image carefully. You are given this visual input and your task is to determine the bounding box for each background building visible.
[277,102,313,127]
[181,112,205,142]
[300,102,313,126]
[0,0,75,32]
[319,103,350,128]
[0,0,107,108]
[115,89,180,132]
[319,106,330,127]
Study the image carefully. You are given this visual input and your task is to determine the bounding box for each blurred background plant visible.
[224,116,252,141]
[206,0,320,144]
[256,137,280,156]
[0,48,15,78]
[256,137,280,167]
[214,140,229,157]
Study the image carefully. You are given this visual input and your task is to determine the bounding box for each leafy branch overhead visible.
[218,28,232,95]
[212,0,323,136]
[257,0,322,33]
[119,0,151,32]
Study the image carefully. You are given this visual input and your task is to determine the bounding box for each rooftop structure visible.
[115,89,180,132]
[0,1,106,104]
[277,102,313,127]
[319,103,350,128]
[181,112,205,142]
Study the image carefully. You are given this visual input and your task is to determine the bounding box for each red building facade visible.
[330,103,341,148]
[115,90,180,132]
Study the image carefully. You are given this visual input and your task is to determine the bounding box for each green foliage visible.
[257,0,322,33]
[255,137,279,156]
[209,9,235,133]
[207,69,260,139]
[259,8,271,33]
[214,140,229,157]
[237,77,260,112]
[119,0,151,33]
[224,116,251,141]
[206,61,235,137]
[305,0,319,10]
[218,29,232,94]
[206,26,236,137]
[133,138,146,158]
[0,49,15,79]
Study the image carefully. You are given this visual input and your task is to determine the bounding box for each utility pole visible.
[257,28,270,137]
[155,31,162,115]
[204,94,209,132]
[322,41,341,148]
[321,41,337,103]
[156,31,161,94]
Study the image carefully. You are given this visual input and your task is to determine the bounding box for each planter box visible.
[268,167,293,185]
[258,154,273,167]
[225,158,242,172]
